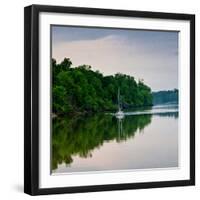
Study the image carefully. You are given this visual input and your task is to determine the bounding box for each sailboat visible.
[115,88,124,119]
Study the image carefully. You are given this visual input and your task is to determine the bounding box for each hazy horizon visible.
[52,25,178,92]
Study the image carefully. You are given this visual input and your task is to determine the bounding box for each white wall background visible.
[0,0,199,199]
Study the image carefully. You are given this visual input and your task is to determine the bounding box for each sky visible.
[51,25,178,92]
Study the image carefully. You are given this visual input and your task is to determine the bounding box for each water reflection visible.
[117,118,123,140]
[156,112,178,118]
[52,113,152,171]
[52,105,178,173]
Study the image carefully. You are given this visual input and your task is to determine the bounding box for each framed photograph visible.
[24,4,195,195]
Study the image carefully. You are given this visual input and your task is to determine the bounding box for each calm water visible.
[52,105,178,174]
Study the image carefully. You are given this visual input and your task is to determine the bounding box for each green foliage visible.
[152,89,178,105]
[52,58,153,114]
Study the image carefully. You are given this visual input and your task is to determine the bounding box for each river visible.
[52,104,178,174]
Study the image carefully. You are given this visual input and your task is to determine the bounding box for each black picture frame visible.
[24,4,195,196]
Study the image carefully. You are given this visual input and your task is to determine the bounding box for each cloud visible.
[52,34,178,91]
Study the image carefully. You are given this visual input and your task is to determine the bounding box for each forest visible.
[52,58,153,115]
[152,89,178,105]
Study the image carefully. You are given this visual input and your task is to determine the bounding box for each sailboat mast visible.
[118,88,120,111]
[115,87,124,118]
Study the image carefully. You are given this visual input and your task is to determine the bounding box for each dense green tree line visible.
[152,89,178,105]
[52,58,153,114]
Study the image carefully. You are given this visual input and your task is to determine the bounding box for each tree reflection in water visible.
[51,113,152,171]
